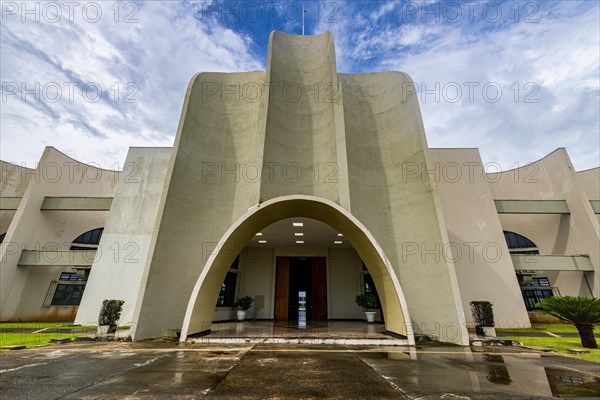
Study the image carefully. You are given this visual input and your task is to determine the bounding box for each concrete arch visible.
[180,195,415,345]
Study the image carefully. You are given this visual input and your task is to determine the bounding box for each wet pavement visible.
[0,342,599,399]
[496,331,600,339]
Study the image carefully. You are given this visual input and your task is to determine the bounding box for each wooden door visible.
[274,257,289,320]
[311,257,328,321]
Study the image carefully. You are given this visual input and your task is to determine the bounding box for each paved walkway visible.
[1,342,598,399]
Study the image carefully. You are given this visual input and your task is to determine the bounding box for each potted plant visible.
[470,301,495,337]
[234,296,254,321]
[97,299,125,335]
[356,293,379,322]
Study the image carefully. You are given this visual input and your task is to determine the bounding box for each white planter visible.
[365,311,376,323]
[96,325,110,335]
[237,310,247,321]
[482,327,496,337]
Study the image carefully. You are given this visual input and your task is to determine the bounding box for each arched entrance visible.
[180,195,414,344]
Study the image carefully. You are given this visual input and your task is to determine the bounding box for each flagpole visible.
[302,5,305,35]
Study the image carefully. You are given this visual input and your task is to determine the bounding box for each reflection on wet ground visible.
[0,342,598,399]
[359,347,600,399]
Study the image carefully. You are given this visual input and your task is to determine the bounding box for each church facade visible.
[1,32,598,346]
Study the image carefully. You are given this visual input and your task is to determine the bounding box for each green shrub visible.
[234,296,254,311]
[98,299,125,326]
[470,301,495,327]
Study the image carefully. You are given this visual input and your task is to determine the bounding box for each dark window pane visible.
[51,283,86,306]
[59,272,78,281]
[503,231,537,250]
[364,274,376,294]
[531,277,550,287]
[362,273,381,308]
[90,229,99,242]
[521,288,553,311]
[216,272,237,307]
[71,228,104,248]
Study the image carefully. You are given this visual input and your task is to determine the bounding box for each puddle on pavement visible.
[362,350,600,398]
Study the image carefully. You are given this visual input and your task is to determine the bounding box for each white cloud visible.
[1,1,598,172]
[317,1,599,170]
[1,1,262,168]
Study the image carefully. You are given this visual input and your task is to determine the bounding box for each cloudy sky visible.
[1,0,599,171]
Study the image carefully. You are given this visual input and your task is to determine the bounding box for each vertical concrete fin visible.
[341,71,468,345]
[259,31,341,203]
[133,70,266,339]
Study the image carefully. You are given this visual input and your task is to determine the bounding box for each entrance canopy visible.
[180,195,415,345]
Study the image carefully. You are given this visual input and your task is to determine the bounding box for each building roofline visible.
[488,148,567,174]
[45,146,120,173]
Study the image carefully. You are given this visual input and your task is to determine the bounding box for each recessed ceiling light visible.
[256,232,263,236]
[293,222,303,227]
[294,233,304,236]
[337,233,343,237]
[296,240,304,244]
[258,240,267,244]
[334,240,343,244]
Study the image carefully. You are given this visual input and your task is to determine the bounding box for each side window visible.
[503,231,539,254]
[216,256,240,307]
[70,228,103,250]
[44,272,86,307]
[521,276,554,310]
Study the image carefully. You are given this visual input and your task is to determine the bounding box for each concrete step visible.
[188,337,409,346]
[470,336,519,347]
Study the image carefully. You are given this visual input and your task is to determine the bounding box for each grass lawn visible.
[0,321,95,329]
[504,335,600,363]
[496,323,580,333]
[0,322,130,349]
[0,332,84,348]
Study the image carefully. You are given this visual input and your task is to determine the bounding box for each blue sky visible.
[1,0,599,170]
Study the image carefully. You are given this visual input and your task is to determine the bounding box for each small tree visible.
[355,293,379,311]
[536,296,600,349]
[98,299,125,327]
[470,301,495,335]
[234,296,254,311]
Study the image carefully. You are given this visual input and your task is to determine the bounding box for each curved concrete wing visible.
[0,147,119,321]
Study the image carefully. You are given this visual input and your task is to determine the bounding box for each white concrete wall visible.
[328,247,364,319]
[488,149,600,297]
[75,148,171,327]
[238,247,274,320]
[1,161,34,238]
[576,168,600,200]
[430,149,530,328]
[577,168,600,224]
[0,147,118,321]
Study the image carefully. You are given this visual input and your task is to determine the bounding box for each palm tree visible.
[536,296,600,349]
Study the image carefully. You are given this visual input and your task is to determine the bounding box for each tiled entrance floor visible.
[188,321,409,345]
